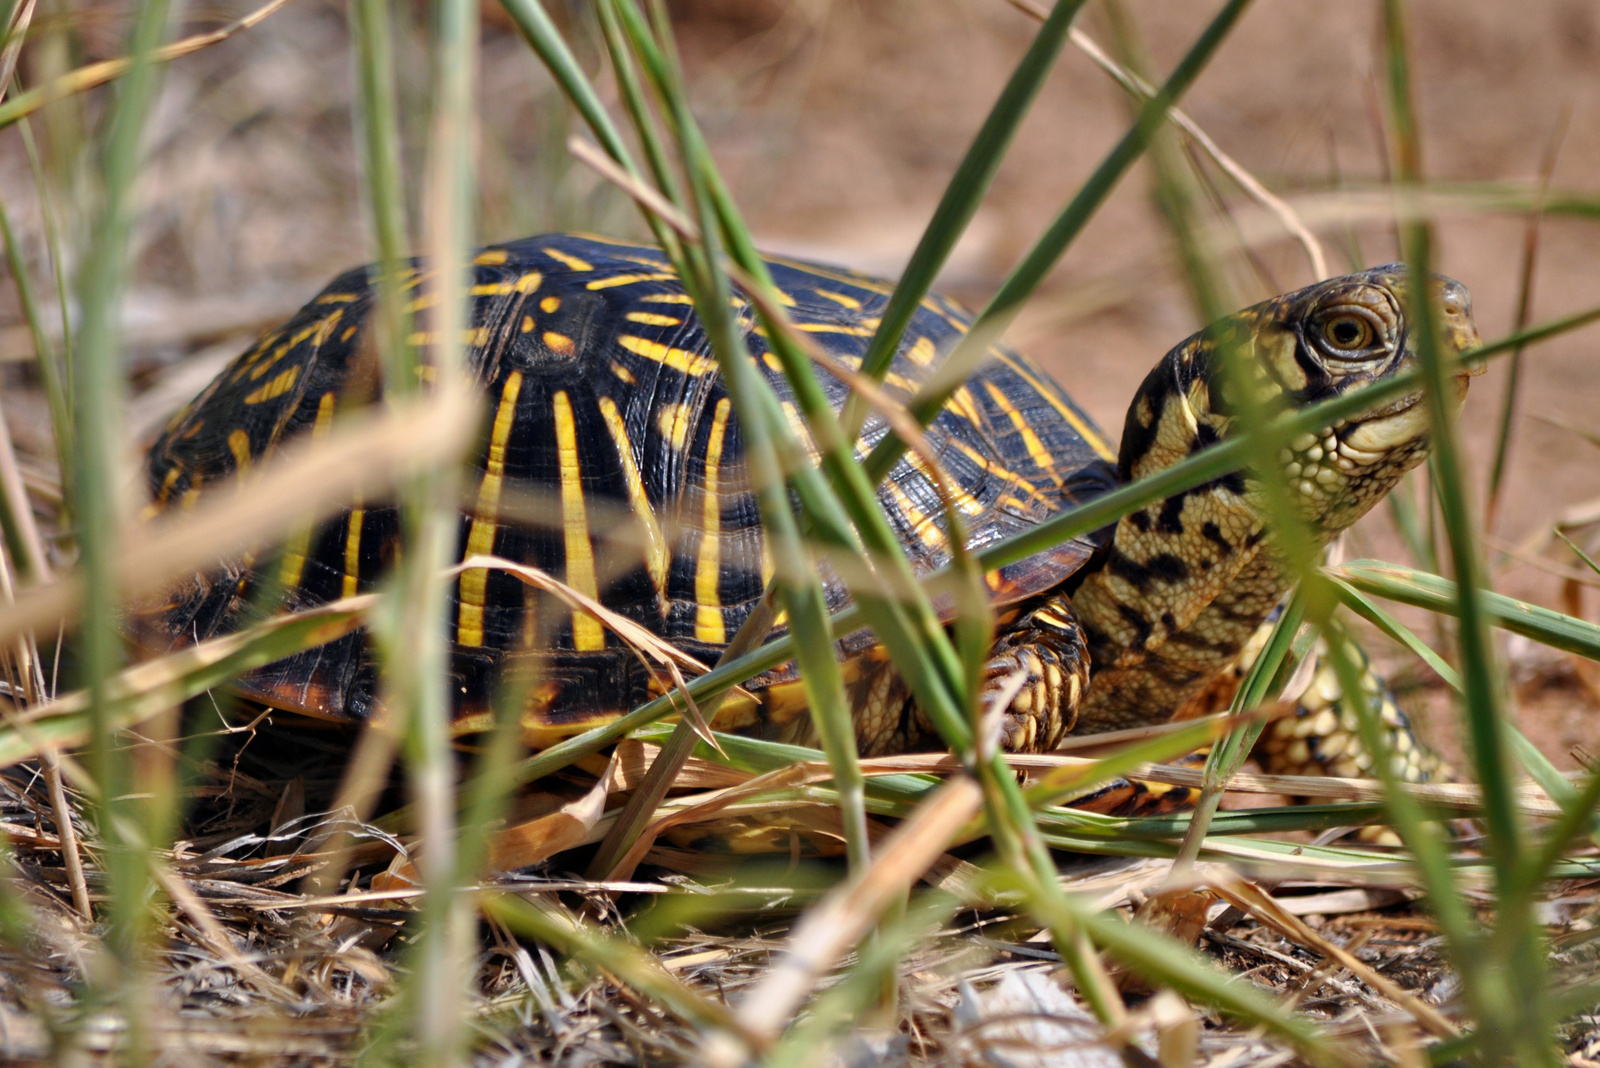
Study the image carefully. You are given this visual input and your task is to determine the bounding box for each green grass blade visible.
[842,0,1089,434]
[863,0,1255,486]
[1328,576,1461,690]
[1336,559,1600,662]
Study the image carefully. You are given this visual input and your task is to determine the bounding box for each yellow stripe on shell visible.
[458,371,525,647]
[617,334,717,376]
[515,271,543,293]
[994,354,1115,462]
[342,507,364,598]
[244,365,301,405]
[624,311,682,327]
[641,292,694,305]
[474,249,509,266]
[543,247,593,271]
[983,379,1058,482]
[795,321,871,336]
[586,272,676,290]
[695,397,733,644]
[315,292,358,304]
[657,403,694,450]
[597,395,670,601]
[814,289,861,309]
[553,390,606,651]
[278,392,336,589]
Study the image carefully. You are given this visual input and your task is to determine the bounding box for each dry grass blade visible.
[0,381,474,651]
[1003,0,1327,281]
[1198,868,1459,1040]
[461,749,621,875]
[716,775,984,1057]
[0,0,36,103]
[0,593,375,768]
[568,136,700,239]
[599,761,816,882]
[0,0,297,128]
[451,553,723,752]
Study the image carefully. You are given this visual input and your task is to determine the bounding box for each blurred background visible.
[1,0,1597,764]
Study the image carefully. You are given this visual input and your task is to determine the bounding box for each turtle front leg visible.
[976,593,1091,753]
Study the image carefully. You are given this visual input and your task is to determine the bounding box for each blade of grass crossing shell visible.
[862,0,1256,487]
[70,0,177,983]
[840,0,1089,439]
[600,1,874,871]
[375,0,479,1061]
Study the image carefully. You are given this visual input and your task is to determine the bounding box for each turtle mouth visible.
[1336,366,1472,464]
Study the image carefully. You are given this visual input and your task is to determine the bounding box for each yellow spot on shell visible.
[657,403,694,450]
[695,398,733,644]
[341,326,358,342]
[540,296,561,313]
[227,429,252,473]
[244,365,301,405]
[611,360,636,384]
[474,249,509,265]
[471,281,514,296]
[907,336,937,366]
[544,331,576,355]
[515,271,543,293]
[522,315,535,333]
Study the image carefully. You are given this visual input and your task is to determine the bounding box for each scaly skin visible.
[1070,266,1479,735]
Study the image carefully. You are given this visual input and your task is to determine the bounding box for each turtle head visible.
[1072,269,1479,733]
[1118,265,1480,536]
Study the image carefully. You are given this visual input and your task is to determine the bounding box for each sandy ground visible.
[2,0,1598,766]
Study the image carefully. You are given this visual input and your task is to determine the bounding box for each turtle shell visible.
[141,233,1120,740]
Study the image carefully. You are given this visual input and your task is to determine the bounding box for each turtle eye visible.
[1321,314,1374,351]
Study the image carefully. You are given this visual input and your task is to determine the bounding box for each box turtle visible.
[141,233,1478,781]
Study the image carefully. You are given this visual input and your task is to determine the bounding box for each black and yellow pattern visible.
[143,234,1117,745]
[142,237,1478,785]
